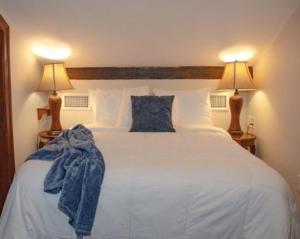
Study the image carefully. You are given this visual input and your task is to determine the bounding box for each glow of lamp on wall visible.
[32,42,72,60]
[218,45,256,62]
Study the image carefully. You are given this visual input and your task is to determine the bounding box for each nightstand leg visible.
[250,145,256,155]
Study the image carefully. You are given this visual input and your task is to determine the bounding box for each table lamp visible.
[217,61,255,135]
[37,63,73,135]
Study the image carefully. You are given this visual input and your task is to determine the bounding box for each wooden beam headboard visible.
[66,66,253,80]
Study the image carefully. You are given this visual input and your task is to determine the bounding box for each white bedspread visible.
[1,127,299,239]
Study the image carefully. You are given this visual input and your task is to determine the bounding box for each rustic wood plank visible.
[66,66,253,80]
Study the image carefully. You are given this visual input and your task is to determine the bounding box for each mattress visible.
[0,126,299,239]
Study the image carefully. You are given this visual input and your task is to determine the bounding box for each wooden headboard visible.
[66,66,253,80]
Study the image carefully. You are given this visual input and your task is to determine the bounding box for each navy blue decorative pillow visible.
[130,96,175,132]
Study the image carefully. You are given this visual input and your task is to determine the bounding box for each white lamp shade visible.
[38,63,73,92]
[217,61,255,91]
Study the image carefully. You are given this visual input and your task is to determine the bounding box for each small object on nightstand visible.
[231,132,256,155]
[38,130,59,149]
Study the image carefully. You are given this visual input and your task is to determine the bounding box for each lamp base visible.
[228,89,243,135]
[48,91,62,133]
[228,129,243,135]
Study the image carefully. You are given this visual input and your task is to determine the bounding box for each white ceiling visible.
[1,0,300,66]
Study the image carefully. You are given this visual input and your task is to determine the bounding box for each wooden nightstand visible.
[38,131,58,149]
[231,132,256,155]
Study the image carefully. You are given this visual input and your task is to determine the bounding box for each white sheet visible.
[0,127,299,239]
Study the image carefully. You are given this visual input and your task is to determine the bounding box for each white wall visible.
[0,11,48,168]
[248,5,300,207]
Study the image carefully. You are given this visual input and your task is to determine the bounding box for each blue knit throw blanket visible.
[27,124,105,237]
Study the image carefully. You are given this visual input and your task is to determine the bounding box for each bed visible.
[0,126,299,239]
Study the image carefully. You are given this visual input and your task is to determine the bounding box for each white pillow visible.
[90,89,123,126]
[89,89,97,121]
[116,86,151,129]
[153,88,212,127]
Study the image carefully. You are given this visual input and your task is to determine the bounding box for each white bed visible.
[0,126,299,239]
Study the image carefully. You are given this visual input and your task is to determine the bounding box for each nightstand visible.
[231,132,256,155]
[38,131,58,149]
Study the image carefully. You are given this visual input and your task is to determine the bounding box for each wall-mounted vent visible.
[210,94,228,111]
[62,94,91,110]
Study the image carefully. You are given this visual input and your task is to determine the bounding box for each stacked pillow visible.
[153,88,212,127]
[90,86,212,131]
[89,89,123,127]
[116,86,151,128]
[90,86,151,128]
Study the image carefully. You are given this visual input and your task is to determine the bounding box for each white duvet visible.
[0,127,299,239]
